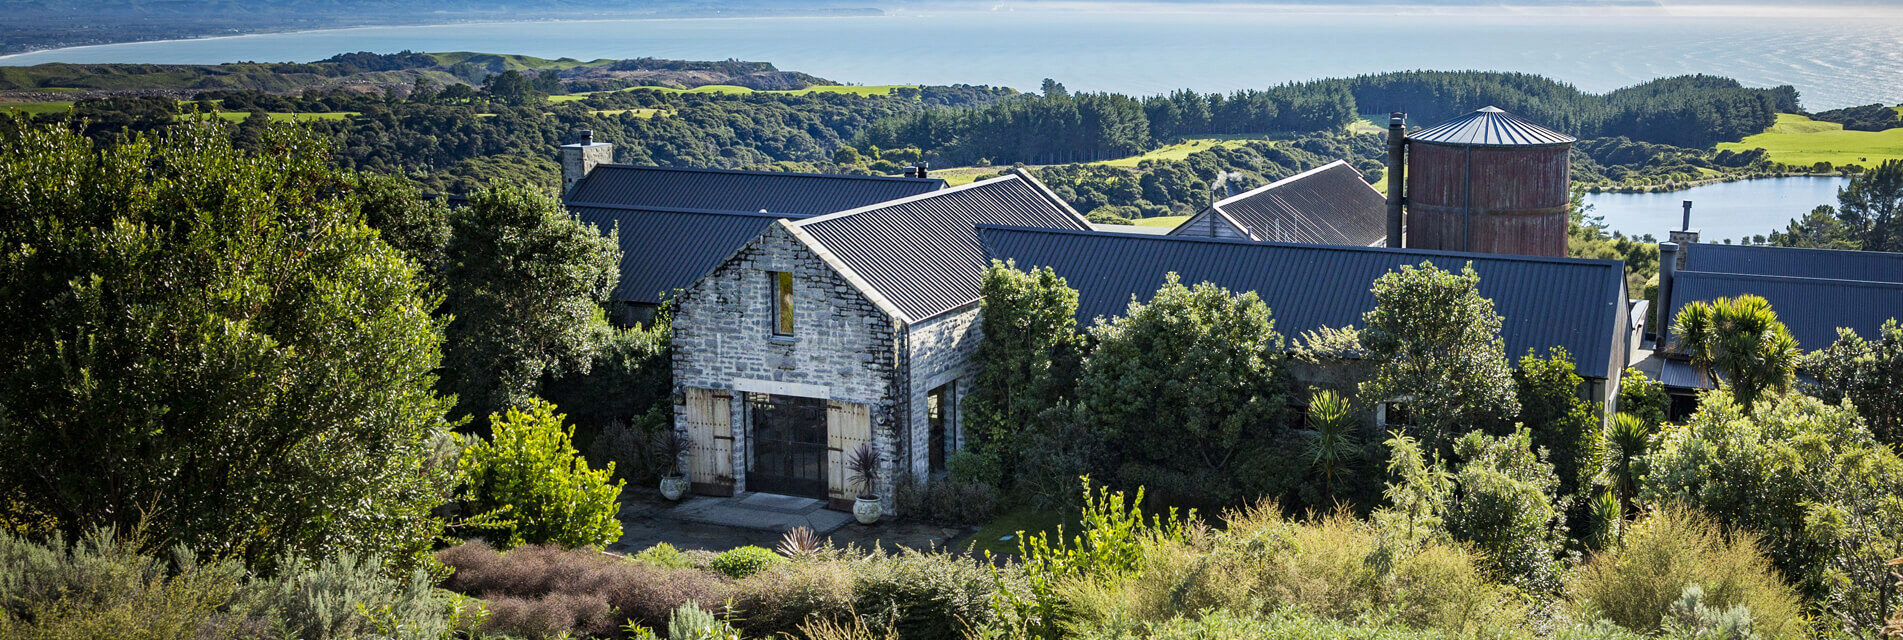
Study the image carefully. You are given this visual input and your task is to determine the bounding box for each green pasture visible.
[2,101,75,115]
[1094,134,1276,168]
[1717,113,1903,168]
[1133,215,1188,229]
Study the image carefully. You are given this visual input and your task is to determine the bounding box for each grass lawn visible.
[1134,215,1189,229]
[963,508,1078,557]
[1095,134,1276,168]
[2,101,75,115]
[929,166,1007,186]
[1717,113,1903,168]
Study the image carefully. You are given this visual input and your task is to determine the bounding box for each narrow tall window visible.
[771,271,795,336]
[927,382,954,474]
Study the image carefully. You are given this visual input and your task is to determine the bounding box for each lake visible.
[3,7,1903,110]
[1582,176,1848,244]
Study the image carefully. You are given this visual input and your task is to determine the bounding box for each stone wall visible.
[903,303,983,477]
[672,222,904,499]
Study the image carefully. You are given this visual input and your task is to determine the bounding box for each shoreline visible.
[1584,170,1848,196]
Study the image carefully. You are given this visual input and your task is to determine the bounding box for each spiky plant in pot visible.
[655,428,692,501]
[847,442,884,524]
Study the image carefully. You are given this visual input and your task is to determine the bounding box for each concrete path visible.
[609,490,977,555]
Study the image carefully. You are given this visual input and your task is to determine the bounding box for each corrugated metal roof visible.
[1194,160,1386,246]
[566,165,944,215]
[1685,243,1903,284]
[1666,270,1903,351]
[795,174,1092,322]
[1408,106,1576,147]
[571,204,798,305]
[980,226,1628,379]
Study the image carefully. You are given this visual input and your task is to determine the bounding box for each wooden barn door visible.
[680,387,734,496]
[825,400,873,511]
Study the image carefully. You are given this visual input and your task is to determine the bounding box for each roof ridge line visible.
[793,174,1026,228]
[590,163,946,184]
[974,223,1623,269]
[1212,159,1352,209]
[1676,269,1903,289]
[563,201,821,218]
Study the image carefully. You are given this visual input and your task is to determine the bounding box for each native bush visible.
[1359,261,1520,452]
[632,542,696,569]
[459,399,625,548]
[1640,389,1903,630]
[1670,295,1799,410]
[435,540,732,635]
[1513,347,1604,500]
[1804,320,1903,447]
[1076,274,1290,507]
[893,474,1002,525]
[1118,504,1529,640]
[0,117,457,569]
[1616,368,1669,428]
[1068,608,1460,640]
[731,559,856,637]
[966,261,1084,492]
[1566,505,1804,639]
[0,528,476,640]
[1443,429,1566,591]
[850,548,1002,640]
[710,546,782,579]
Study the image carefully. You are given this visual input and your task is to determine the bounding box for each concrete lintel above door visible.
[731,377,830,399]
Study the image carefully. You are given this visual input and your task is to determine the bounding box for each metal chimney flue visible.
[579,129,594,145]
[1385,112,1406,248]
[1681,200,1692,231]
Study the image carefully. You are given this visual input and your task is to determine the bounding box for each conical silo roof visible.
[1407,106,1576,147]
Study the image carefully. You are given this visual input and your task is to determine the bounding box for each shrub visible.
[851,549,1001,640]
[894,474,1001,525]
[1130,504,1528,639]
[1640,390,1903,629]
[1076,274,1290,501]
[0,528,473,640]
[1566,505,1805,639]
[1069,608,1454,640]
[435,540,731,634]
[1442,429,1564,591]
[459,399,625,548]
[731,559,855,637]
[1617,368,1669,428]
[633,542,695,569]
[710,546,782,579]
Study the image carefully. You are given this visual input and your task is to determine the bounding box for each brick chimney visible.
[560,130,613,196]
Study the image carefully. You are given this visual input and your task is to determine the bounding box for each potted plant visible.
[847,442,883,524]
[656,428,691,501]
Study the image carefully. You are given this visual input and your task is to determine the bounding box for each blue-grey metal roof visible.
[795,173,1093,322]
[1185,160,1386,246]
[1684,242,1903,284]
[979,226,1629,379]
[571,204,799,305]
[1408,106,1576,147]
[1665,270,1903,351]
[566,165,944,215]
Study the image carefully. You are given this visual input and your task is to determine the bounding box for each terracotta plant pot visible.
[853,495,882,524]
[659,474,689,501]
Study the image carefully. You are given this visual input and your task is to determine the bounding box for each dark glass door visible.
[747,393,828,499]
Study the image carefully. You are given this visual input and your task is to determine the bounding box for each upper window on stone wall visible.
[771,271,795,336]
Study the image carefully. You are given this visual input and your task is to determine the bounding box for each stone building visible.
[557,133,944,326]
[670,171,1090,511]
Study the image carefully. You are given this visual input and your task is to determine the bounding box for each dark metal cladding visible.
[570,205,798,305]
[1685,242,1903,283]
[979,225,1629,381]
[1405,106,1573,257]
[1666,270,1903,351]
[795,174,1092,321]
[566,165,944,215]
[1172,161,1386,246]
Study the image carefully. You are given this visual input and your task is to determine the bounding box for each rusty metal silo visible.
[1401,106,1575,257]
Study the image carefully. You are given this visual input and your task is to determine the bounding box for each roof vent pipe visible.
[1681,200,1693,231]
[1657,241,1679,349]
[1385,112,1406,248]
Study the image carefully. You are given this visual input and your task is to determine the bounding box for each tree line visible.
[852,72,1797,168]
